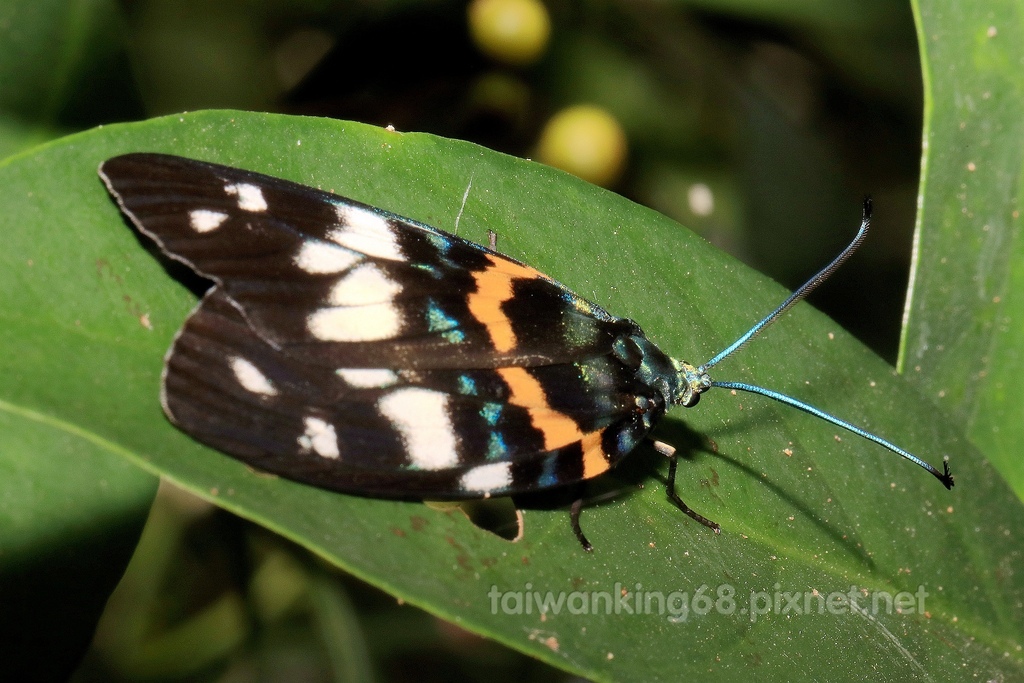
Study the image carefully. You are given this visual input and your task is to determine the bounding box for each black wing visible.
[100,153,669,497]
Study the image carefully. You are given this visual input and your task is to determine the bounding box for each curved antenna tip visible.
[940,460,955,490]
[700,201,872,372]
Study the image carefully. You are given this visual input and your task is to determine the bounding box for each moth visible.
[99,153,953,550]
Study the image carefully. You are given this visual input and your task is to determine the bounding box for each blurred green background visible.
[2,0,927,680]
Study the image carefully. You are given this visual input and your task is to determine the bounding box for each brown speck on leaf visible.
[95,258,124,285]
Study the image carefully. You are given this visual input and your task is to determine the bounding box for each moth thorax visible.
[611,332,687,407]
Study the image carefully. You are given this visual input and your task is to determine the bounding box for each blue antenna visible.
[679,198,954,490]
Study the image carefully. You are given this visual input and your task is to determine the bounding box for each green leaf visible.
[3,110,1022,681]
[902,1,1024,500]
[0,408,156,678]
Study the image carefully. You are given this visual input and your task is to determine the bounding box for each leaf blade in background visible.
[902,0,1024,499]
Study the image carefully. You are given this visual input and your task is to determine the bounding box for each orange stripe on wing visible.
[580,431,610,479]
[498,367,610,477]
[497,366,545,407]
[467,254,547,353]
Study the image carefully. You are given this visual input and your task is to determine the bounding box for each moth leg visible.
[570,498,594,552]
[653,439,721,533]
[487,229,498,251]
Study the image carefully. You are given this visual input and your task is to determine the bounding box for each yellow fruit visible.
[468,0,551,66]
[536,105,628,187]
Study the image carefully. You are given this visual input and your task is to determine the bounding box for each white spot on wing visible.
[378,387,458,470]
[224,182,268,211]
[294,241,360,274]
[328,263,402,305]
[336,368,399,388]
[328,205,403,260]
[229,357,277,396]
[189,209,228,233]
[298,416,340,459]
[460,462,512,495]
[307,303,400,341]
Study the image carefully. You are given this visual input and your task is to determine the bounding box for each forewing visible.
[100,153,630,369]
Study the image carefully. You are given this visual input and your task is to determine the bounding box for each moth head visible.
[676,360,711,408]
